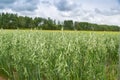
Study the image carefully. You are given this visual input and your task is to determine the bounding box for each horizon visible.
[0,0,120,26]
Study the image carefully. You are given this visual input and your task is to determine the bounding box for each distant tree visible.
[0,12,119,31]
[0,13,2,28]
[64,20,74,30]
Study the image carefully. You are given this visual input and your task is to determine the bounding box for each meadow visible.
[0,30,119,80]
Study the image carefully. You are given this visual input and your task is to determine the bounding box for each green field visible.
[0,30,119,80]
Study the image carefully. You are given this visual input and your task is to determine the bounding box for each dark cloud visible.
[0,0,16,4]
[0,0,38,11]
[95,8,101,14]
[0,4,5,9]
[11,0,38,12]
[118,0,120,3]
[40,0,52,7]
[0,0,16,9]
[54,0,77,11]
[41,1,51,4]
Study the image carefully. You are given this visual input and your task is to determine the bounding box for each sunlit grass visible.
[0,30,119,80]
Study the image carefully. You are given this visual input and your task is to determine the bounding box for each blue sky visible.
[0,0,120,25]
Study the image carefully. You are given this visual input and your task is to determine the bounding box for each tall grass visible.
[0,30,119,80]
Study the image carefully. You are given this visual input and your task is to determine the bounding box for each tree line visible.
[0,13,119,31]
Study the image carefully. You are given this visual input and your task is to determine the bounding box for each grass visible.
[0,30,119,80]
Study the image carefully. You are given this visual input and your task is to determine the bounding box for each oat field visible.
[0,30,119,80]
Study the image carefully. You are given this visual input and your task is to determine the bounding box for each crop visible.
[0,30,119,80]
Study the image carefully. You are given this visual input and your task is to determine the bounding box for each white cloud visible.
[0,0,120,26]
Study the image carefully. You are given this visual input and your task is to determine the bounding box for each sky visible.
[0,0,120,26]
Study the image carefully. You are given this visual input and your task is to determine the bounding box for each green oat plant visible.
[0,30,119,80]
[118,32,120,80]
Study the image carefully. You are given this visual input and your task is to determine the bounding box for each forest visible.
[0,13,119,31]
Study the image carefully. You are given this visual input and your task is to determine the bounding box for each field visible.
[0,30,119,80]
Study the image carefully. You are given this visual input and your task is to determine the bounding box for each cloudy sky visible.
[0,0,120,26]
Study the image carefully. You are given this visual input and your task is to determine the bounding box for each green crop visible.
[0,30,119,80]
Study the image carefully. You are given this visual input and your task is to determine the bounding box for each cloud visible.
[0,0,15,4]
[118,0,120,3]
[0,0,16,9]
[95,8,120,16]
[11,0,38,12]
[54,0,78,11]
[41,1,51,5]
[0,0,120,26]
[0,0,38,11]
[0,4,5,9]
